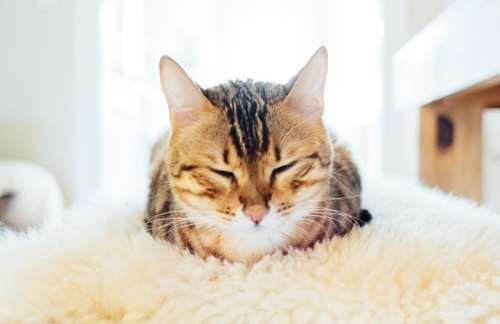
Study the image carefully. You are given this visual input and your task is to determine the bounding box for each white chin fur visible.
[224,208,294,254]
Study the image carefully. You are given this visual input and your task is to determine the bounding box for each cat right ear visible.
[159,56,215,130]
[284,47,328,120]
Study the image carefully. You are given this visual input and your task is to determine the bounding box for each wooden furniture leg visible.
[419,75,500,204]
[420,104,483,202]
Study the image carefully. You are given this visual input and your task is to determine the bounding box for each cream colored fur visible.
[0,178,499,323]
[0,160,63,229]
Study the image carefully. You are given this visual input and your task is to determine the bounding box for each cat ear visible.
[159,56,215,129]
[284,46,328,119]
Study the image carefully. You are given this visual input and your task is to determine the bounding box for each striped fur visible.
[146,49,371,264]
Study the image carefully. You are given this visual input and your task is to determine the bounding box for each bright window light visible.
[99,0,383,200]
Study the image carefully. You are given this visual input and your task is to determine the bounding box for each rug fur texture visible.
[0,178,499,324]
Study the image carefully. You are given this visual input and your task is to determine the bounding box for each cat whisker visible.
[148,208,215,220]
[329,174,358,196]
[298,206,359,231]
[297,216,333,241]
[162,221,223,237]
[150,211,216,227]
[311,210,358,228]
[148,210,188,219]
[294,194,361,205]
[278,229,293,241]
[306,207,357,222]
[293,222,315,239]
[154,217,212,224]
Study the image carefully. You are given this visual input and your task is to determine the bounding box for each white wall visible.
[380,0,456,179]
[0,0,458,204]
[0,0,100,205]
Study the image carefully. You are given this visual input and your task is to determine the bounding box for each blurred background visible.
[2,0,498,211]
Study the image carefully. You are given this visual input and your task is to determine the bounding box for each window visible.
[99,0,383,200]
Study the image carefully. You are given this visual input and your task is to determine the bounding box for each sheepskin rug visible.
[0,178,499,324]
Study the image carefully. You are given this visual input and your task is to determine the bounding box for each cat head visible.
[159,48,333,262]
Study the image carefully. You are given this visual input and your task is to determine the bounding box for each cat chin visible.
[220,231,283,264]
[219,210,296,258]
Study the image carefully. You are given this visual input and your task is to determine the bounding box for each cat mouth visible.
[251,223,264,231]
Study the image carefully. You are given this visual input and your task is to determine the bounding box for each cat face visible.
[159,48,334,263]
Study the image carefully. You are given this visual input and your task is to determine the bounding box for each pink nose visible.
[243,205,269,224]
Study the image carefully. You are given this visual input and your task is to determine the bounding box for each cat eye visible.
[210,169,236,181]
[271,162,296,181]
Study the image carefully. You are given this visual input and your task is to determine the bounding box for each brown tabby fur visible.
[145,48,371,264]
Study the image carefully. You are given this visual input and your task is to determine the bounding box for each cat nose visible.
[243,205,269,225]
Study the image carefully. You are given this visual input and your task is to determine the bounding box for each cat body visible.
[146,48,371,264]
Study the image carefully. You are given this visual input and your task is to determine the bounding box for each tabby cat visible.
[145,47,371,264]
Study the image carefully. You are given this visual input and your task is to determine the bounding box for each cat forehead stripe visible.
[202,79,289,158]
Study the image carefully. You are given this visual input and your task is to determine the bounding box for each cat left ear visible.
[159,56,216,130]
[284,46,328,119]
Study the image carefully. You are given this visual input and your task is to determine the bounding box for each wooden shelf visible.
[393,0,500,204]
[420,75,500,202]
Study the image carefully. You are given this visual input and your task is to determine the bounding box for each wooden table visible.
[420,76,500,202]
[393,0,500,204]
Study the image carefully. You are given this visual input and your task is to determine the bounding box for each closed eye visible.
[271,162,296,182]
[210,168,236,181]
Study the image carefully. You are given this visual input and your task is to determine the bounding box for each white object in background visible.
[483,109,500,213]
[393,0,500,111]
[0,160,64,229]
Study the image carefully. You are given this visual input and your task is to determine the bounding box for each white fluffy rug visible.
[0,178,499,324]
